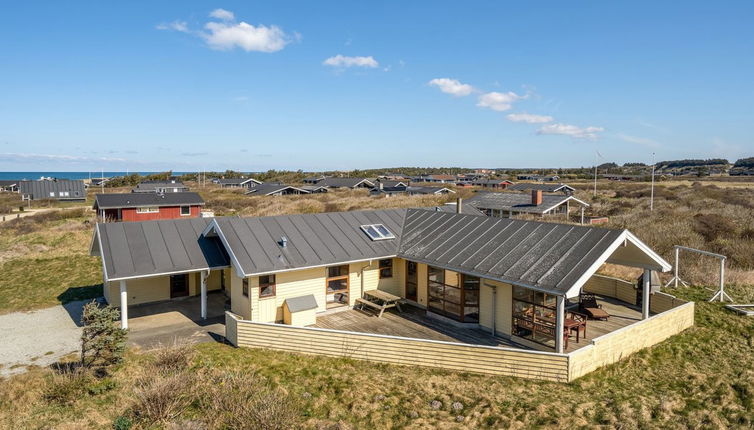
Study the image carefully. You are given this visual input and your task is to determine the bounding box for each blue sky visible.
[1,1,752,171]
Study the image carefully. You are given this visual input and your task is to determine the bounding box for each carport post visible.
[200,270,208,320]
[642,269,651,319]
[119,280,128,329]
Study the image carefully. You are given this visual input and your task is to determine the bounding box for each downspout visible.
[492,284,497,336]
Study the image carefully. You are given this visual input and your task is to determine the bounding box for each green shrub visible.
[81,301,128,371]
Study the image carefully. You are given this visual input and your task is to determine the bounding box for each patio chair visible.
[579,293,610,320]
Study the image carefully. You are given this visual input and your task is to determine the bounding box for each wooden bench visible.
[355,297,394,318]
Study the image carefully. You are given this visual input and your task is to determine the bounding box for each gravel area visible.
[0,300,89,377]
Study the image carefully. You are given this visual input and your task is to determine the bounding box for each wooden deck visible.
[314,295,648,353]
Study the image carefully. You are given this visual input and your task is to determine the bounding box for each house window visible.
[326,265,349,308]
[379,259,393,279]
[259,275,276,298]
[49,192,55,197]
[60,191,69,197]
[136,207,159,213]
[242,278,249,297]
[180,205,191,216]
[427,267,480,323]
[512,286,558,348]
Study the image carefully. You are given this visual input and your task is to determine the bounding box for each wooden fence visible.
[225,312,570,382]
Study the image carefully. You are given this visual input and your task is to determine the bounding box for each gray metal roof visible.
[466,192,585,214]
[406,186,455,195]
[472,179,513,185]
[19,180,86,200]
[508,183,574,193]
[94,192,205,210]
[217,178,260,185]
[132,181,189,193]
[245,184,308,195]
[398,209,623,295]
[285,294,318,312]
[211,209,406,275]
[92,218,229,281]
[317,177,374,188]
[300,185,329,192]
[428,203,486,217]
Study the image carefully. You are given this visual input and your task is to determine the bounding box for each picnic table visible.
[355,290,403,317]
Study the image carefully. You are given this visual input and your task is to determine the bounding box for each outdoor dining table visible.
[356,290,403,317]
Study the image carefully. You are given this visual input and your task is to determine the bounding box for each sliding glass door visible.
[427,265,479,323]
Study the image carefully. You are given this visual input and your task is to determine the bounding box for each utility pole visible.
[650,152,656,211]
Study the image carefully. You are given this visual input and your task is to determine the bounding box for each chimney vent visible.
[279,236,288,248]
[531,190,543,205]
[456,197,463,214]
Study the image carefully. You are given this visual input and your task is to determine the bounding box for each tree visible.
[81,301,128,371]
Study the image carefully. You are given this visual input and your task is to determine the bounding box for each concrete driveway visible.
[0,299,89,377]
[127,292,228,349]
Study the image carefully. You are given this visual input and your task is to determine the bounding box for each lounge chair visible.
[579,293,610,320]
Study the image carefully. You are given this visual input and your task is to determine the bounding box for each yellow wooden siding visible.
[106,276,170,306]
[478,279,513,336]
[230,317,569,382]
[230,270,251,320]
[416,263,428,307]
[568,301,694,381]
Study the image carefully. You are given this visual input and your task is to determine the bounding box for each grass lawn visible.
[0,286,752,429]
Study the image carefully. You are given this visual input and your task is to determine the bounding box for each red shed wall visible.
[121,205,201,222]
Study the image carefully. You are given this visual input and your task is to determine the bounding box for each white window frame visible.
[49,192,55,197]
[136,206,159,213]
[180,205,191,216]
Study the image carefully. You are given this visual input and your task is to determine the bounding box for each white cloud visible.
[477,91,526,111]
[323,55,379,68]
[506,113,553,124]
[203,20,289,52]
[209,8,235,21]
[537,123,604,139]
[0,152,127,163]
[156,20,189,32]
[428,78,474,97]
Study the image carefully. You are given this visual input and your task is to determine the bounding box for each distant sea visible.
[0,172,191,181]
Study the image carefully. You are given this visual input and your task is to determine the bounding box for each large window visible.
[512,286,558,347]
[427,266,479,323]
[259,275,276,298]
[180,205,191,216]
[326,265,349,308]
[242,278,249,297]
[379,259,393,279]
[136,207,159,213]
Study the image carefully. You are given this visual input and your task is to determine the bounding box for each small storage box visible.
[283,295,318,327]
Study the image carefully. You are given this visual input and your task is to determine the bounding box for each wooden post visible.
[201,270,208,319]
[580,206,585,225]
[673,247,679,288]
[642,269,651,319]
[120,280,128,329]
[555,296,565,353]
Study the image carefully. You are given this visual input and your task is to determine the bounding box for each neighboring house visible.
[91,207,681,369]
[93,192,205,222]
[467,190,589,220]
[245,184,308,196]
[0,180,19,192]
[472,179,514,189]
[300,185,329,194]
[414,174,456,183]
[303,176,328,184]
[427,201,487,217]
[602,174,645,181]
[132,180,189,193]
[215,178,263,189]
[317,177,375,189]
[508,183,575,195]
[88,178,110,188]
[370,186,455,197]
[375,179,409,188]
[19,180,86,201]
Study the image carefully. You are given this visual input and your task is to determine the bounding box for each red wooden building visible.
[94,192,205,222]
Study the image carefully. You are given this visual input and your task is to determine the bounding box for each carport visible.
[90,218,230,329]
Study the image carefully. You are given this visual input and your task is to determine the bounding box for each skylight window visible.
[360,224,395,241]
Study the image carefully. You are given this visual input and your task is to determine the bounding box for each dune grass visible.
[0,286,752,429]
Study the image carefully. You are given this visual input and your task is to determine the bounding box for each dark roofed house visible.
[303,175,328,184]
[245,183,309,196]
[472,179,514,189]
[467,190,588,221]
[0,180,20,192]
[317,177,375,189]
[508,183,575,195]
[215,178,262,189]
[300,185,329,193]
[20,179,86,201]
[132,180,189,193]
[92,205,684,368]
[94,192,205,222]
